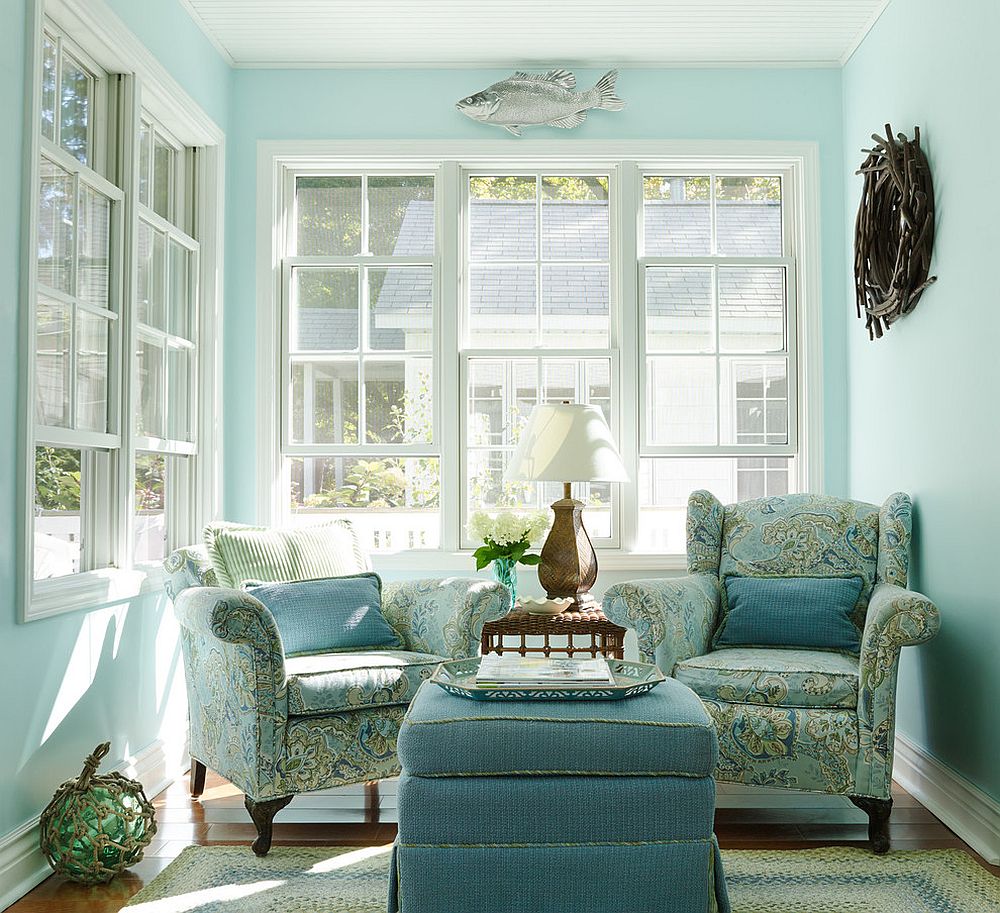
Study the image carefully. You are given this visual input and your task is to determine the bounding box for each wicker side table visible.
[480,608,626,660]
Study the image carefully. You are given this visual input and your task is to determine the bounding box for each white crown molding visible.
[893,732,1000,865]
[0,738,187,911]
[839,0,892,67]
[175,0,236,67]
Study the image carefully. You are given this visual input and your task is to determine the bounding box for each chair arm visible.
[163,545,219,599]
[382,578,511,659]
[172,587,289,798]
[854,582,940,798]
[603,574,720,671]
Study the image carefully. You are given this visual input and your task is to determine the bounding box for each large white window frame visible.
[17,0,225,621]
[258,142,823,571]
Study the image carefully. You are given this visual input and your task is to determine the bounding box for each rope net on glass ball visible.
[854,124,937,340]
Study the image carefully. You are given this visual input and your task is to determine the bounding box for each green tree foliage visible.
[642,175,780,203]
[34,446,81,511]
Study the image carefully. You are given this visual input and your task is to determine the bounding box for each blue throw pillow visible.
[245,573,401,657]
[716,576,863,653]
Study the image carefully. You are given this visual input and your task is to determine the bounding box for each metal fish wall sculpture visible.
[456,69,625,135]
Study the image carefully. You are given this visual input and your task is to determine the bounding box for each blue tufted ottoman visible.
[389,677,730,913]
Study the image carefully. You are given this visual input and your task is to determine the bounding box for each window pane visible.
[37,158,74,294]
[295,176,362,256]
[364,358,433,444]
[291,268,359,352]
[288,456,440,551]
[153,136,175,222]
[59,53,91,165]
[41,35,56,141]
[168,240,191,339]
[645,267,713,352]
[35,297,70,427]
[368,267,432,351]
[715,176,782,256]
[168,345,193,442]
[290,360,358,445]
[718,267,785,352]
[368,176,434,256]
[468,264,536,348]
[137,222,166,329]
[467,448,538,511]
[34,445,82,579]
[138,122,152,207]
[78,183,110,309]
[541,263,609,347]
[469,176,536,260]
[76,311,108,432]
[137,336,164,438]
[643,175,710,256]
[541,175,608,260]
[467,358,537,447]
[134,451,166,563]
[646,356,717,445]
[722,359,788,446]
[638,456,793,551]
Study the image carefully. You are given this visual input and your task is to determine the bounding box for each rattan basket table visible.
[480,607,626,660]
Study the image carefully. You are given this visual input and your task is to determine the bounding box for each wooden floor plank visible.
[9,771,997,911]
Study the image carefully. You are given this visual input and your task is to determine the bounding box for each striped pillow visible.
[203,521,370,588]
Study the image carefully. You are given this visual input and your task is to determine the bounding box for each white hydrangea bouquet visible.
[468,510,550,606]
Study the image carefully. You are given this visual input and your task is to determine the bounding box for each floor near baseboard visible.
[10,771,999,912]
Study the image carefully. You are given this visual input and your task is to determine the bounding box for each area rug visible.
[123,844,1000,912]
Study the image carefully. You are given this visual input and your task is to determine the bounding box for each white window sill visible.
[370,550,688,575]
[25,565,167,622]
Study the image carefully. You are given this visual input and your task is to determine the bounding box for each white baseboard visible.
[893,732,1000,864]
[0,737,187,912]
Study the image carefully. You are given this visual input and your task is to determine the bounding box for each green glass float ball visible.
[39,743,157,884]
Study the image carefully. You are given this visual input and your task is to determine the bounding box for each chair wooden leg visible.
[365,780,380,825]
[189,759,207,798]
[245,795,293,856]
[850,795,893,854]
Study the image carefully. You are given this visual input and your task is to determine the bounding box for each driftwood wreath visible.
[854,124,937,339]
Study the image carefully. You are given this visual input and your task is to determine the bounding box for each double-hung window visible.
[267,152,811,561]
[282,174,440,550]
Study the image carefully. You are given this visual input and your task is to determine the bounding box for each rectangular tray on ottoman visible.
[388,676,730,913]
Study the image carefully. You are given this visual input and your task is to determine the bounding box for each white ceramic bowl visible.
[519,596,573,615]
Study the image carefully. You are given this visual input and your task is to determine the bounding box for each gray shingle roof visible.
[294,198,783,347]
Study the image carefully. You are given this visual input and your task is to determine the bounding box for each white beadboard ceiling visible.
[180,0,891,68]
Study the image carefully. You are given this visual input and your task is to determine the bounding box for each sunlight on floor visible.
[126,879,286,911]
[307,844,394,873]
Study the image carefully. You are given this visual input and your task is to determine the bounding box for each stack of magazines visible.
[476,655,615,689]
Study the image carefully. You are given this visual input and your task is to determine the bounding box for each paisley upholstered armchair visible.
[164,521,509,855]
[603,491,939,854]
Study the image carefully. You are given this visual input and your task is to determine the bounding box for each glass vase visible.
[492,556,518,609]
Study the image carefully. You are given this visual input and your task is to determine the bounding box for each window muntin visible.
[282,173,439,552]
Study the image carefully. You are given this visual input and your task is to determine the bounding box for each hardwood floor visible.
[10,771,997,911]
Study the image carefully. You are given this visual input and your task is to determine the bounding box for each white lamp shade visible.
[504,403,629,483]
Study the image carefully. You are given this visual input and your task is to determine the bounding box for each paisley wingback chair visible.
[603,491,939,853]
[164,521,509,855]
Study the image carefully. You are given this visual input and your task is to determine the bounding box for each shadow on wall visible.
[11,590,187,824]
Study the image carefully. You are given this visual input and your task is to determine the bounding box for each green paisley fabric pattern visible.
[675,648,859,709]
[167,543,509,802]
[602,491,939,803]
[602,574,720,670]
[285,650,445,715]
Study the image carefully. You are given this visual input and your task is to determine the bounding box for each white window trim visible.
[17,0,226,621]
[257,140,823,572]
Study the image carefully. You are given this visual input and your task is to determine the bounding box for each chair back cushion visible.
[715,575,863,653]
[203,521,370,588]
[245,573,400,657]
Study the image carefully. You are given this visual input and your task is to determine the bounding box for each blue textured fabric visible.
[397,772,716,844]
[245,573,401,657]
[389,842,728,913]
[716,575,864,652]
[399,678,718,777]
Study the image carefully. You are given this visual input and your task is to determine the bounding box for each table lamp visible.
[504,402,628,610]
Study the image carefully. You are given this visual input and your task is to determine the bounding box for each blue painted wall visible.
[843,0,1000,801]
[0,0,229,838]
[223,66,849,519]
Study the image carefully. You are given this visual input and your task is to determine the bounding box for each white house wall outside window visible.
[270,154,808,558]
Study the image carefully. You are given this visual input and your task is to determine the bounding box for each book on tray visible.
[476,654,615,688]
